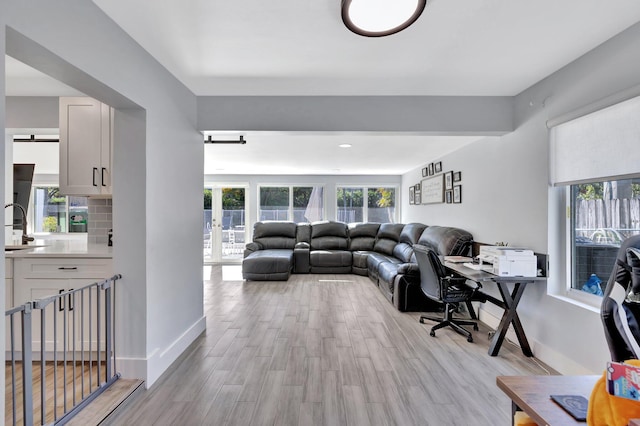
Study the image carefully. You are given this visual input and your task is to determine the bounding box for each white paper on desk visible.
[463,263,493,273]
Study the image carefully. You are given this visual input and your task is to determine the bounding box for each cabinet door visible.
[99,104,113,195]
[60,97,105,196]
[24,280,74,353]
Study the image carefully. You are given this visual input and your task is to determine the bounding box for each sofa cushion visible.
[310,250,353,268]
[373,223,405,255]
[392,243,414,263]
[348,223,380,251]
[311,236,349,250]
[311,221,348,238]
[417,225,473,256]
[253,221,297,250]
[242,249,294,281]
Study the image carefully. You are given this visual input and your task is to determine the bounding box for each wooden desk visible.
[497,375,599,426]
[445,261,546,357]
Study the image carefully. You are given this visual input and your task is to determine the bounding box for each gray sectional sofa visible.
[242,220,473,311]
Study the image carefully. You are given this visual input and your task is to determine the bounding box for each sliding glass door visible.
[204,186,247,264]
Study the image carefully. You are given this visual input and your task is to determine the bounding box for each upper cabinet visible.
[59,97,113,196]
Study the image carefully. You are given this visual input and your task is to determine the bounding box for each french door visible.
[204,185,247,264]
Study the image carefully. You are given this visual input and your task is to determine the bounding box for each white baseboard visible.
[477,306,597,375]
[145,316,206,387]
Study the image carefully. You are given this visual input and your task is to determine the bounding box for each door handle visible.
[68,289,74,311]
[58,267,78,271]
[93,167,98,186]
[101,167,107,186]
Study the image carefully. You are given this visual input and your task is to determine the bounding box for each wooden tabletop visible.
[496,375,600,426]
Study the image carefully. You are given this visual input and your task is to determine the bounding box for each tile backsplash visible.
[88,198,112,245]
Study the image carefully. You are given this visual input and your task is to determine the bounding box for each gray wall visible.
[3,1,203,386]
[403,21,640,374]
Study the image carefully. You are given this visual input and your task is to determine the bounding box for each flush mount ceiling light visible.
[341,0,427,37]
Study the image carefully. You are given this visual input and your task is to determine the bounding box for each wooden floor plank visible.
[108,267,555,425]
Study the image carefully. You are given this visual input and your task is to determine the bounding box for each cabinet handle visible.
[101,167,107,187]
[93,167,98,186]
[59,289,65,311]
[68,289,74,311]
[58,267,78,271]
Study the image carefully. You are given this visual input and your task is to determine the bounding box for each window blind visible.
[550,95,640,186]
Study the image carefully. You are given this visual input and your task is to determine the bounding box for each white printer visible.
[478,246,538,277]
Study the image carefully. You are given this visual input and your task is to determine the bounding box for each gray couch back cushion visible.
[253,221,297,250]
[310,221,349,250]
[417,225,473,256]
[348,222,380,251]
[394,223,429,262]
[374,223,405,255]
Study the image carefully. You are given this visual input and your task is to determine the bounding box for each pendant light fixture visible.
[341,0,427,37]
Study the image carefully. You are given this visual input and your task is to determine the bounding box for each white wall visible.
[3,1,203,387]
[402,21,640,375]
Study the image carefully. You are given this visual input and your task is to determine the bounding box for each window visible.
[258,186,324,223]
[550,94,640,305]
[32,187,88,233]
[337,186,397,223]
[570,178,640,297]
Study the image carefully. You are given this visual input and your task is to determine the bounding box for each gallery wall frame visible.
[409,186,415,204]
[420,174,444,204]
[453,171,462,182]
[453,185,462,203]
[445,190,453,204]
[434,161,442,173]
[444,171,454,190]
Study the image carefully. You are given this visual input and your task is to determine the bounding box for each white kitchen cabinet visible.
[13,257,113,352]
[5,258,12,309]
[59,97,113,196]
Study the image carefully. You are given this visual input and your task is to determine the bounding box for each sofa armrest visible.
[244,241,263,256]
[396,262,419,275]
[294,242,310,273]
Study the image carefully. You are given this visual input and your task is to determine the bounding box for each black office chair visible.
[414,244,479,343]
[601,235,640,361]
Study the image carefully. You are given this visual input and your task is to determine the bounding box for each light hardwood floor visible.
[110,265,553,425]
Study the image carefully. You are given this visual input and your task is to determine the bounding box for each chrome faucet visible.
[4,203,35,245]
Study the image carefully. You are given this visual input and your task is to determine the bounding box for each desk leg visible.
[488,282,533,357]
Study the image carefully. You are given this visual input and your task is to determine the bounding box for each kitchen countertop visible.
[5,239,113,258]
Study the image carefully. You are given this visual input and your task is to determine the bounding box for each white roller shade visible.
[550,95,640,186]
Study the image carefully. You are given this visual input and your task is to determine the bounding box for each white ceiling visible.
[93,0,640,96]
[6,1,640,175]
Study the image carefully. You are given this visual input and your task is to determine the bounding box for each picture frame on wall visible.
[420,174,445,204]
[415,191,421,204]
[422,167,428,177]
[434,161,442,173]
[415,183,421,191]
[445,190,453,204]
[453,185,462,203]
[428,163,435,176]
[445,171,454,190]
[409,186,415,204]
[453,171,462,182]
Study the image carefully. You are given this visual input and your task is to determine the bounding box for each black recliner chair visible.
[601,235,640,361]
[414,244,480,343]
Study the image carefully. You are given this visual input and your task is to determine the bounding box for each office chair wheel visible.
[467,336,473,343]
[430,330,435,337]
[473,324,479,331]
